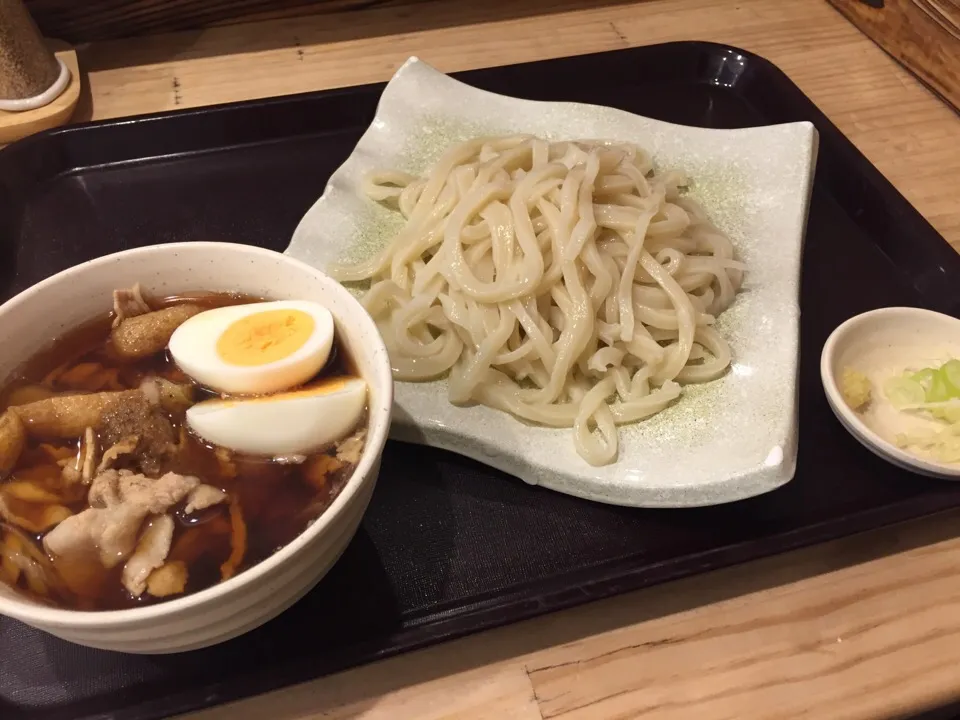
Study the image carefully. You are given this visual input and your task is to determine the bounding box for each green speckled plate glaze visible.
[286,57,818,507]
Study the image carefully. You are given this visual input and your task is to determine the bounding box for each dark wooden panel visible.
[827,0,960,113]
[25,0,398,43]
[26,0,643,46]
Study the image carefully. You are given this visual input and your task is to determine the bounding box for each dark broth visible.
[0,292,365,611]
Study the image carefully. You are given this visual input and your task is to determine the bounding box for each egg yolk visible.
[216,309,315,366]
[208,377,353,407]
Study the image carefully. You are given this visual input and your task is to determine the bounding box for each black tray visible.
[3,41,960,720]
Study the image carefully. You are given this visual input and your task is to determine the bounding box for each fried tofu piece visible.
[111,305,203,359]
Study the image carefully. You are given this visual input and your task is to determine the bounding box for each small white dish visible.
[287,57,818,507]
[0,242,394,653]
[821,306,960,480]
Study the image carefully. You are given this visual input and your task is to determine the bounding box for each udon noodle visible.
[331,135,744,465]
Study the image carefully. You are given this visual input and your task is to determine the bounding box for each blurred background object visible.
[0,0,80,143]
[22,0,639,42]
[24,0,423,42]
[827,0,960,114]
[0,0,60,101]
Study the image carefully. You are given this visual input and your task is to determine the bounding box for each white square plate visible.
[286,57,818,507]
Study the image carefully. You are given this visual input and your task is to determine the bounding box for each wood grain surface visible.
[68,0,960,717]
[828,0,960,114]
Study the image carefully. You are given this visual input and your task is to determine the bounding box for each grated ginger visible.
[840,367,872,411]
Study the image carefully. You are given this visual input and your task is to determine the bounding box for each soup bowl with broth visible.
[0,242,392,653]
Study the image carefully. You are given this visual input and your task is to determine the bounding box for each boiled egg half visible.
[168,300,334,395]
[185,377,368,456]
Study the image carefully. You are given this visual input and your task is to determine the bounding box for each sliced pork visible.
[185,485,227,514]
[44,470,201,569]
[122,515,175,597]
[112,283,152,328]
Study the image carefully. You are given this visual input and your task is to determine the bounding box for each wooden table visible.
[73,0,960,717]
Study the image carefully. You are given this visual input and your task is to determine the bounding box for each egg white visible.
[186,377,368,456]
[168,300,334,395]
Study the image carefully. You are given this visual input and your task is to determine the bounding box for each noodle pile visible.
[331,135,744,465]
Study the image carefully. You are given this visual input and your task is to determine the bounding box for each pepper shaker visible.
[0,0,79,143]
[0,0,70,112]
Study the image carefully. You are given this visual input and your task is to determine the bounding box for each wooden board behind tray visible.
[827,0,960,114]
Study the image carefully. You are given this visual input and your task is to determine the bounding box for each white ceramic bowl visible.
[821,306,960,480]
[0,242,393,653]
